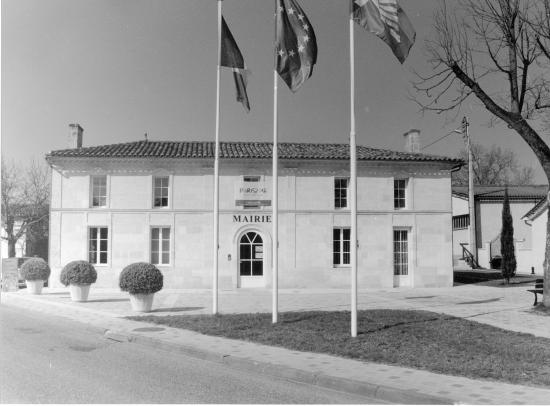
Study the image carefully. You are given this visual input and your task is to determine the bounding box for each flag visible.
[275,0,318,92]
[221,16,250,111]
[352,0,415,63]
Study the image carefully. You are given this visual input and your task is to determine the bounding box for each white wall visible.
[527,211,547,275]
[48,159,456,289]
[452,195,469,216]
[478,201,536,250]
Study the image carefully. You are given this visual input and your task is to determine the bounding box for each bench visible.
[527,279,544,305]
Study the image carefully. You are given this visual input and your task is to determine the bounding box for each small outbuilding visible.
[452,185,548,273]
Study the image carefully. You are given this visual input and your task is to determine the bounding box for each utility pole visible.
[462,117,477,264]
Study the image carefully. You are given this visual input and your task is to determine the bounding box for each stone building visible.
[45,125,461,289]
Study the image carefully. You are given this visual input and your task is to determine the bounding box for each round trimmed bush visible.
[60,260,97,286]
[20,258,50,281]
[119,262,163,295]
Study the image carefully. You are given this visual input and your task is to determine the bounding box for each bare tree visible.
[1,159,50,258]
[452,143,535,185]
[528,0,550,129]
[528,0,550,63]
[412,0,550,305]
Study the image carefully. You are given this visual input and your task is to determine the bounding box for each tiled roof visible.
[452,185,548,200]
[523,198,547,220]
[46,140,462,165]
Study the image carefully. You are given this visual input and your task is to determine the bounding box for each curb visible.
[105,329,454,405]
[4,292,456,404]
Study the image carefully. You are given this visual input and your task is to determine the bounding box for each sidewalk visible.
[2,285,550,404]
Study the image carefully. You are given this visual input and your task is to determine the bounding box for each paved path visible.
[2,284,550,404]
[8,283,548,337]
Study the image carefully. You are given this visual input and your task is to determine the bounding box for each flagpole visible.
[213,0,222,315]
[272,0,279,325]
[349,0,358,338]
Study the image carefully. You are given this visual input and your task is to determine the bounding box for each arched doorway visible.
[238,231,264,288]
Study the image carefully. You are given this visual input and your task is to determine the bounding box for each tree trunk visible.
[501,122,550,306]
[545,191,550,307]
[486,119,550,306]
[8,238,17,258]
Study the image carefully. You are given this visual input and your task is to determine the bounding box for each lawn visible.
[128,309,550,388]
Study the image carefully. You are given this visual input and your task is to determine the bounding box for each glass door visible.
[239,232,264,288]
[393,229,411,287]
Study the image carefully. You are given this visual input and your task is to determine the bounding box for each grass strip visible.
[128,309,550,388]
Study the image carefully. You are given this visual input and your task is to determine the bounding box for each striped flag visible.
[275,0,318,92]
[352,0,415,63]
[221,16,250,111]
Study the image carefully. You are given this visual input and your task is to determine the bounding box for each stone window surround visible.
[88,226,109,266]
[393,228,410,276]
[150,226,171,266]
[334,177,349,209]
[90,175,108,208]
[153,175,170,208]
[394,178,409,210]
[333,227,351,267]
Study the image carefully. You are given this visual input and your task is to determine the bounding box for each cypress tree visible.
[500,187,516,283]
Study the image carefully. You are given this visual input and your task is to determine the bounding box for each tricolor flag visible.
[352,0,415,63]
[275,0,318,92]
[221,16,250,111]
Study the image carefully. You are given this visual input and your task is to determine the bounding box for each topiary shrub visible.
[119,262,163,295]
[20,258,51,281]
[60,260,97,286]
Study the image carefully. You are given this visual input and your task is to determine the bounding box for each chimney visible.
[68,123,83,149]
[403,129,420,153]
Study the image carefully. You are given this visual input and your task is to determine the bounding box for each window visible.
[91,176,107,207]
[333,228,350,266]
[153,176,169,207]
[393,229,408,275]
[151,227,170,265]
[334,178,349,209]
[394,179,407,209]
[89,227,108,265]
[239,232,263,276]
[453,214,470,230]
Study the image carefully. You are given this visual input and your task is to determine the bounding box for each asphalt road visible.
[0,305,381,404]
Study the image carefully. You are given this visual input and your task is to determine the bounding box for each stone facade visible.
[48,155,455,290]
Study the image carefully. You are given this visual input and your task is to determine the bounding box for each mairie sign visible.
[234,181,271,207]
[233,215,272,223]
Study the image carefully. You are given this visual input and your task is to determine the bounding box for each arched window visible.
[239,232,263,277]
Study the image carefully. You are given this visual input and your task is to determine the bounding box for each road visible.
[0,305,381,403]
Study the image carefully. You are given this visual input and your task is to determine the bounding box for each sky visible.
[2,0,549,183]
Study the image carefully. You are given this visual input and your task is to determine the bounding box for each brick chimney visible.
[68,124,83,148]
[403,129,420,153]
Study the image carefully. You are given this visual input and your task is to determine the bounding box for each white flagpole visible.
[272,0,279,324]
[349,0,358,338]
[213,0,222,315]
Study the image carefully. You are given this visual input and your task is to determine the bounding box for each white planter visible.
[26,280,44,295]
[129,293,155,312]
[69,284,91,302]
